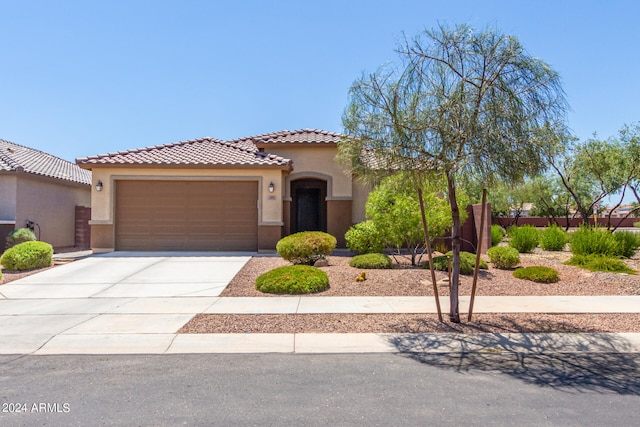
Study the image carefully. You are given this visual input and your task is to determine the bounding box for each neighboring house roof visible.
[76,137,291,169]
[0,139,91,185]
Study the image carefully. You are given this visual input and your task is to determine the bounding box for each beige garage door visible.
[115,180,258,251]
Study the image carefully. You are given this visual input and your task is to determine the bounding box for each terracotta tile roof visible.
[77,137,291,168]
[232,128,345,145]
[0,139,91,185]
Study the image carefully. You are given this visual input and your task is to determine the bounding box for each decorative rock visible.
[314,259,329,267]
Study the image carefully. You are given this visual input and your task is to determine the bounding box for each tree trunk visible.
[446,174,461,323]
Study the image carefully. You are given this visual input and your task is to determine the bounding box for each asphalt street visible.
[0,352,638,426]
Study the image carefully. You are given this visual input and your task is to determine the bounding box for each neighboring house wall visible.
[15,174,90,248]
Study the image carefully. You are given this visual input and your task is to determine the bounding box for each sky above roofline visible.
[1,0,638,166]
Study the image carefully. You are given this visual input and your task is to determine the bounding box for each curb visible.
[20,332,640,355]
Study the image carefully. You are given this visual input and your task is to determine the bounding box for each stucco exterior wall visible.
[89,167,285,226]
[15,174,90,248]
[268,146,352,198]
[351,179,372,224]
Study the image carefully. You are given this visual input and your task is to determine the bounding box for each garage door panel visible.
[116,180,258,251]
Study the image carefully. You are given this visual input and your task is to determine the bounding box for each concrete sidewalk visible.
[0,294,638,355]
[1,252,639,355]
[205,295,640,314]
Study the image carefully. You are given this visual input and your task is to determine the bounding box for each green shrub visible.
[491,225,505,247]
[513,266,559,283]
[349,253,393,269]
[0,241,53,271]
[430,251,487,275]
[487,246,520,269]
[539,225,567,251]
[5,228,36,250]
[569,227,617,256]
[611,231,640,258]
[345,221,385,254]
[255,265,329,294]
[565,254,635,274]
[634,222,640,228]
[276,231,337,265]
[568,226,639,258]
[507,225,539,253]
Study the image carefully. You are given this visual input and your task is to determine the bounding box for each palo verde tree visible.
[339,24,568,322]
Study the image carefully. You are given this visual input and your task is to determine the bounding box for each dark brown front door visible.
[290,179,327,233]
[296,188,321,231]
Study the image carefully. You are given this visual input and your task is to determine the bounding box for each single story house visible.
[77,129,371,252]
[0,139,92,248]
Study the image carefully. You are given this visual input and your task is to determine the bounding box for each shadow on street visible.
[388,332,640,395]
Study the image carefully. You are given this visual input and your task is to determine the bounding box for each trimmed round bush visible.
[539,225,567,251]
[513,266,559,283]
[276,231,337,265]
[0,241,53,271]
[5,228,36,250]
[345,220,385,254]
[491,225,506,247]
[430,251,488,275]
[507,225,539,253]
[487,246,520,269]
[255,265,329,294]
[349,253,393,269]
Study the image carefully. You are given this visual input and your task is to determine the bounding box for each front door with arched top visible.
[290,178,327,233]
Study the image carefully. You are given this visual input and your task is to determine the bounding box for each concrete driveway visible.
[0,252,252,354]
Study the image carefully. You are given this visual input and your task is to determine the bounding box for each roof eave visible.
[1,169,91,187]
[254,142,338,148]
[76,162,292,171]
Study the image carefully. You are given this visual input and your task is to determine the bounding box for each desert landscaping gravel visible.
[179,313,640,334]
[220,250,640,298]
[182,249,640,334]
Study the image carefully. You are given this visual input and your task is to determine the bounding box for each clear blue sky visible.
[1,0,638,162]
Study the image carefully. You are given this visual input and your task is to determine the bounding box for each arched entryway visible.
[290,178,327,233]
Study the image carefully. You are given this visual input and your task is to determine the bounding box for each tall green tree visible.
[542,123,640,228]
[616,123,640,199]
[603,123,640,228]
[339,24,568,322]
